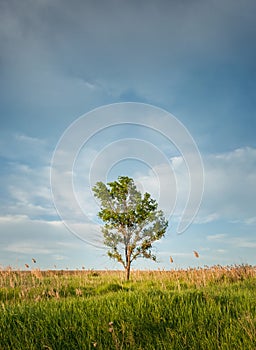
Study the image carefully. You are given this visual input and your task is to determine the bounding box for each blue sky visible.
[0,0,256,270]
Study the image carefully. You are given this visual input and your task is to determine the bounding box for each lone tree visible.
[93,176,168,280]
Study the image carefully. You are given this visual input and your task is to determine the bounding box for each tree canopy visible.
[93,176,168,280]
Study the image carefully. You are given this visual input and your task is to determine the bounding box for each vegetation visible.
[93,176,168,280]
[0,265,256,349]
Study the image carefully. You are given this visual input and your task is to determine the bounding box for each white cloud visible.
[4,164,55,219]
[244,217,256,225]
[207,234,227,241]
[146,147,256,225]
[14,133,46,145]
[0,214,103,267]
[0,132,50,164]
[200,147,256,222]
[0,131,58,220]
[216,249,227,254]
[206,232,256,250]
[156,147,255,226]
[52,255,67,261]
[194,213,220,224]
[232,237,256,249]
[4,243,52,255]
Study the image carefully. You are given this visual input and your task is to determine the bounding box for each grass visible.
[0,265,256,349]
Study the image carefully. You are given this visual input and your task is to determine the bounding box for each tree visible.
[93,176,168,280]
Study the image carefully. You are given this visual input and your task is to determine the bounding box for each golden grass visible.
[1,264,255,291]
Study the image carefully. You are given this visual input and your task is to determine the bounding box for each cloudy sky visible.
[0,0,256,270]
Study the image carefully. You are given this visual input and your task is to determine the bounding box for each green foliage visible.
[93,176,168,279]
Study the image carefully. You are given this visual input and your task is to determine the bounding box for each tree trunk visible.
[125,264,131,281]
[125,247,131,281]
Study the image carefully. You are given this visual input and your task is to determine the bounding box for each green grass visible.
[0,266,256,349]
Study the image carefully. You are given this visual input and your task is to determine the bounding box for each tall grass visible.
[0,265,256,349]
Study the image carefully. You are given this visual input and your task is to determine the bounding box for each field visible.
[0,265,256,349]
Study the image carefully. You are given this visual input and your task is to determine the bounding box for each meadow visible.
[0,265,256,349]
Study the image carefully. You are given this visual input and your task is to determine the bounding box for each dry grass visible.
[0,264,255,295]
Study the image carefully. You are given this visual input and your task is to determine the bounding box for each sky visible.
[0,0,256,270]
